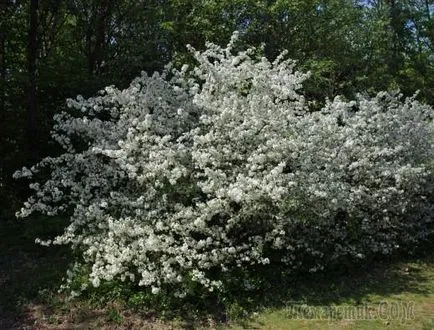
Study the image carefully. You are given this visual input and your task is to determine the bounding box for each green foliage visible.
[106,307,124,324]
[2,0,434,202]
[1,0,434,325]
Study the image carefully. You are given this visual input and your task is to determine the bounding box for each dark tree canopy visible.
[1,0,434,220]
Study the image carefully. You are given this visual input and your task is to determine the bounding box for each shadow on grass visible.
[1,214,433,329]
[275,253,432,306]
[0,216,70,329]
[229,248,434,329]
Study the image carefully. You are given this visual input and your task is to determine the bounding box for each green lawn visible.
[1,218,433,329]
[225,258,434,330]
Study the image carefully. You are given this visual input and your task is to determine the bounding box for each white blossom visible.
[14,33,434,299]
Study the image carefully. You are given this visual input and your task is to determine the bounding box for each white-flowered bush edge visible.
[14,32,434,298]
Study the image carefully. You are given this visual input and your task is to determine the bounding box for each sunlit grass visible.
[225,255,434,330]
[1,217,433,329]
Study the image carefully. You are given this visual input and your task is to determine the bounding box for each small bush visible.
[14,33,434,311]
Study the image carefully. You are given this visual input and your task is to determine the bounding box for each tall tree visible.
[87,0,113,76]
[0,1,10,115]
[0,31,5,115]
[28,0,39,160]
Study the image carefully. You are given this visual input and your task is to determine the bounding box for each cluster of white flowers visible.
[14,32,434,298]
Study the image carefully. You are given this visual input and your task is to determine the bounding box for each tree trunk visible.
[0,32,5,114]
[425,0,431,20]
[88,0,111,76]
[0,1,7,115]
[386,0,401,74]
[28,0,39,160]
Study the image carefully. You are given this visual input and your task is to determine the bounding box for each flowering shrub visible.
[14,33,434,301]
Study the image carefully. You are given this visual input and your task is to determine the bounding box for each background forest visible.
[1,0,434,216]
